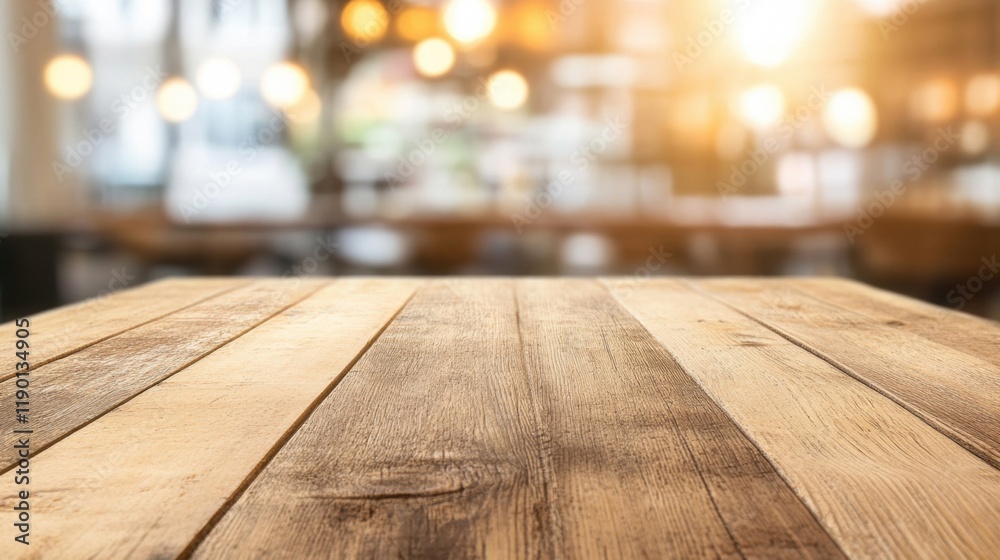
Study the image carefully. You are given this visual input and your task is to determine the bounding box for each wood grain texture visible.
[691,278,1000,470]
[0,279,326,471]
[513,279,842,560]
[191,280,550,559]
[0,279,418,560]
[196,279,842,559]
[788,277,1000,369]
[0,278,243,379]
[5,277,999,559]
[608,279,1000,559]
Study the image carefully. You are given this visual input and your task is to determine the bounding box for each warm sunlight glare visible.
[737,0,816,67]
[738,84,786,130]
[443,0,497,44]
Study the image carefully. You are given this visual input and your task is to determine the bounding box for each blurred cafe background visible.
[1,0,1000,320]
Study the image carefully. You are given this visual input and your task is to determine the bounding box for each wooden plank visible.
[789,277,1000,369]
[0,278,418,560]
[511,279,842,559]
[690,278,1000,470]
[191,280,550,559]
[608,279,1000,559]
[0,279,326,471]
[1,278,244,379]
[196,279,840,559]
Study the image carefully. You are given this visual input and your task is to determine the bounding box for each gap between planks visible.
[0,279,420,559]
[192,279,843,559]
[607,278,1000,558]
[593,280,844,559]
[786,277,1000,369]
[191,280,552,559]
[0,280,329,475]
[1,279,247,381]
[176,286,417,560]
[681,278,1000,472]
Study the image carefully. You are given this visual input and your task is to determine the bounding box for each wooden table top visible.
[3,277,1000,559]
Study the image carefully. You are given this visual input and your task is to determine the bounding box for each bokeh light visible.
[443,0,497,45]
[396,7,437,42]
[738,84,786,130]
[910,79,958,122]
[341,0,389,43]
[822,88,878,148]
[507,2,552,50]
[44,54,93,100]
[965,73,1000,117]
[487,69,529,110]
[196,57,242,100]
[261,62,310,109]
[156,77,199,123]
[737,0,816,68]
[413,38,456,78]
